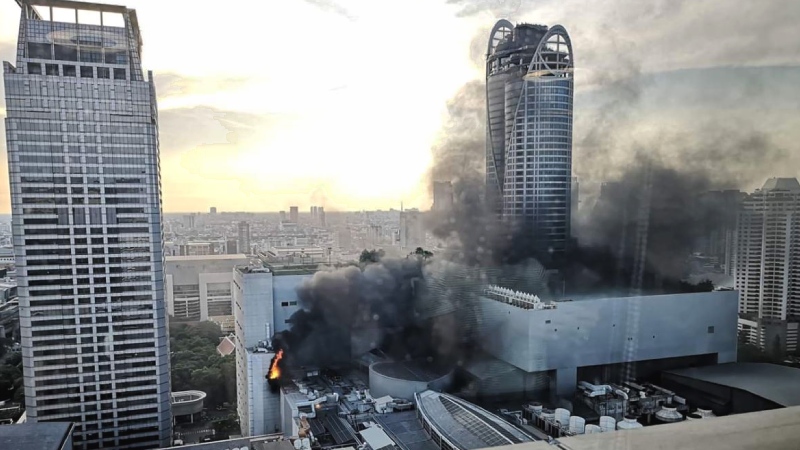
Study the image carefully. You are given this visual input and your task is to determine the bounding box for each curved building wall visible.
[369,363,453,400]
[502,76,573,255]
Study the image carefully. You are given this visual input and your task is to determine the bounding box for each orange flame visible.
[268,349,284,380]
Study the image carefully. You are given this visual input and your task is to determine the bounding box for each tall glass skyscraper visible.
[486,20,574,261]
[3,1,171,448]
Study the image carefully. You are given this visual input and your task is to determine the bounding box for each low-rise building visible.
[165,254,249,322]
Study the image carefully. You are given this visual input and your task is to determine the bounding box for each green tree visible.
[169,322,237,409]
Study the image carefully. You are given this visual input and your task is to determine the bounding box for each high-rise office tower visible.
[735,178,800,354]
[209,206,217,214]
[486,20,574,260]
[289,206,298,223]
[3,1,171,448]
[238,221,251,255]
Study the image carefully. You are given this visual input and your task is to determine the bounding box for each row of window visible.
[27,61,127,80]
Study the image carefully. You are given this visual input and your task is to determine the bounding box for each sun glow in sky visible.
[1,0,799,212]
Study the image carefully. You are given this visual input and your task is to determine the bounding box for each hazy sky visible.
[0,0,798,212]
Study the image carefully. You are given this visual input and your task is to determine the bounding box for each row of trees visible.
[170,322,236,409]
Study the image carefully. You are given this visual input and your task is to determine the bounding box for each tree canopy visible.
[170,322,236,409]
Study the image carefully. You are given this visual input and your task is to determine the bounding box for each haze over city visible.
[0,0,797,212]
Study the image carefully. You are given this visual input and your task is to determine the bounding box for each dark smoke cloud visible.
[427,13,795,294]
[274,257,475,370]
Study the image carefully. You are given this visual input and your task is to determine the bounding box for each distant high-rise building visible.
[318,206,326,227]
[400,210,424,250]
[432,181,454,212]
[2,1,171,447]
[183,213,196,229]
[279,210,287,222]
[735,178,800,354]
[486,21,574,261]
[289,206,299,223]
[238,221,251,255]
[226,239,238,255]
[210,206,217,214]
[698,190,743,275]
[310,206,317,220]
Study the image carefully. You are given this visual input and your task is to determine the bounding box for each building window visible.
[45,63,59,75]
[63,65,76,77]
[97,67,110,79]
[281,302,289,307]
[113,68,126,80]
[28,42,52,59]
[708,326,715,334]
[289,301,298,306]
[80,66,94,78]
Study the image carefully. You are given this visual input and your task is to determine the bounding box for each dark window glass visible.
[80,66,93,78]
[97,67,110,79]
[80,47,103,63]
[104,50,128,64]
[113,68,126,80]
[63,65,76,77]
[26,62,42,74]
[27,42,51,59]
[54,44,78,61]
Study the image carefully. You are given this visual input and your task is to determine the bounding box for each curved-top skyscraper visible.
[486,21,574,262]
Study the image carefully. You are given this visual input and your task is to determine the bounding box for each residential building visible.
[486,21,574,262]
[2,1,171,447]
[289,206,298,224]
[734,178,800,354]
[164,254,248,322]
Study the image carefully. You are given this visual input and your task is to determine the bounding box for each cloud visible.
[302,0,356,20]
[447,0,525,18]
[154,73,253,99]
[448,0,800,74]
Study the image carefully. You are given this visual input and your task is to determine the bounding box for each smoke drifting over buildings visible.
[273,5,798,378]
[273,257,478,372]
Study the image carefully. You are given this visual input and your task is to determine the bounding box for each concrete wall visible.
[368,364,453,401]
[272,274,310,333]
[246,351,281,436]
[479,291,739,374]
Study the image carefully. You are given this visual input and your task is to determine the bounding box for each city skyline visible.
[0,0,798,213]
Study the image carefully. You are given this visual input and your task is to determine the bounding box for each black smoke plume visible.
[425,24,791,295]
[273,256,477,372]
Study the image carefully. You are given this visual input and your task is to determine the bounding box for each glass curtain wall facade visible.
[486,21,574,261]
[3,1,171,448]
